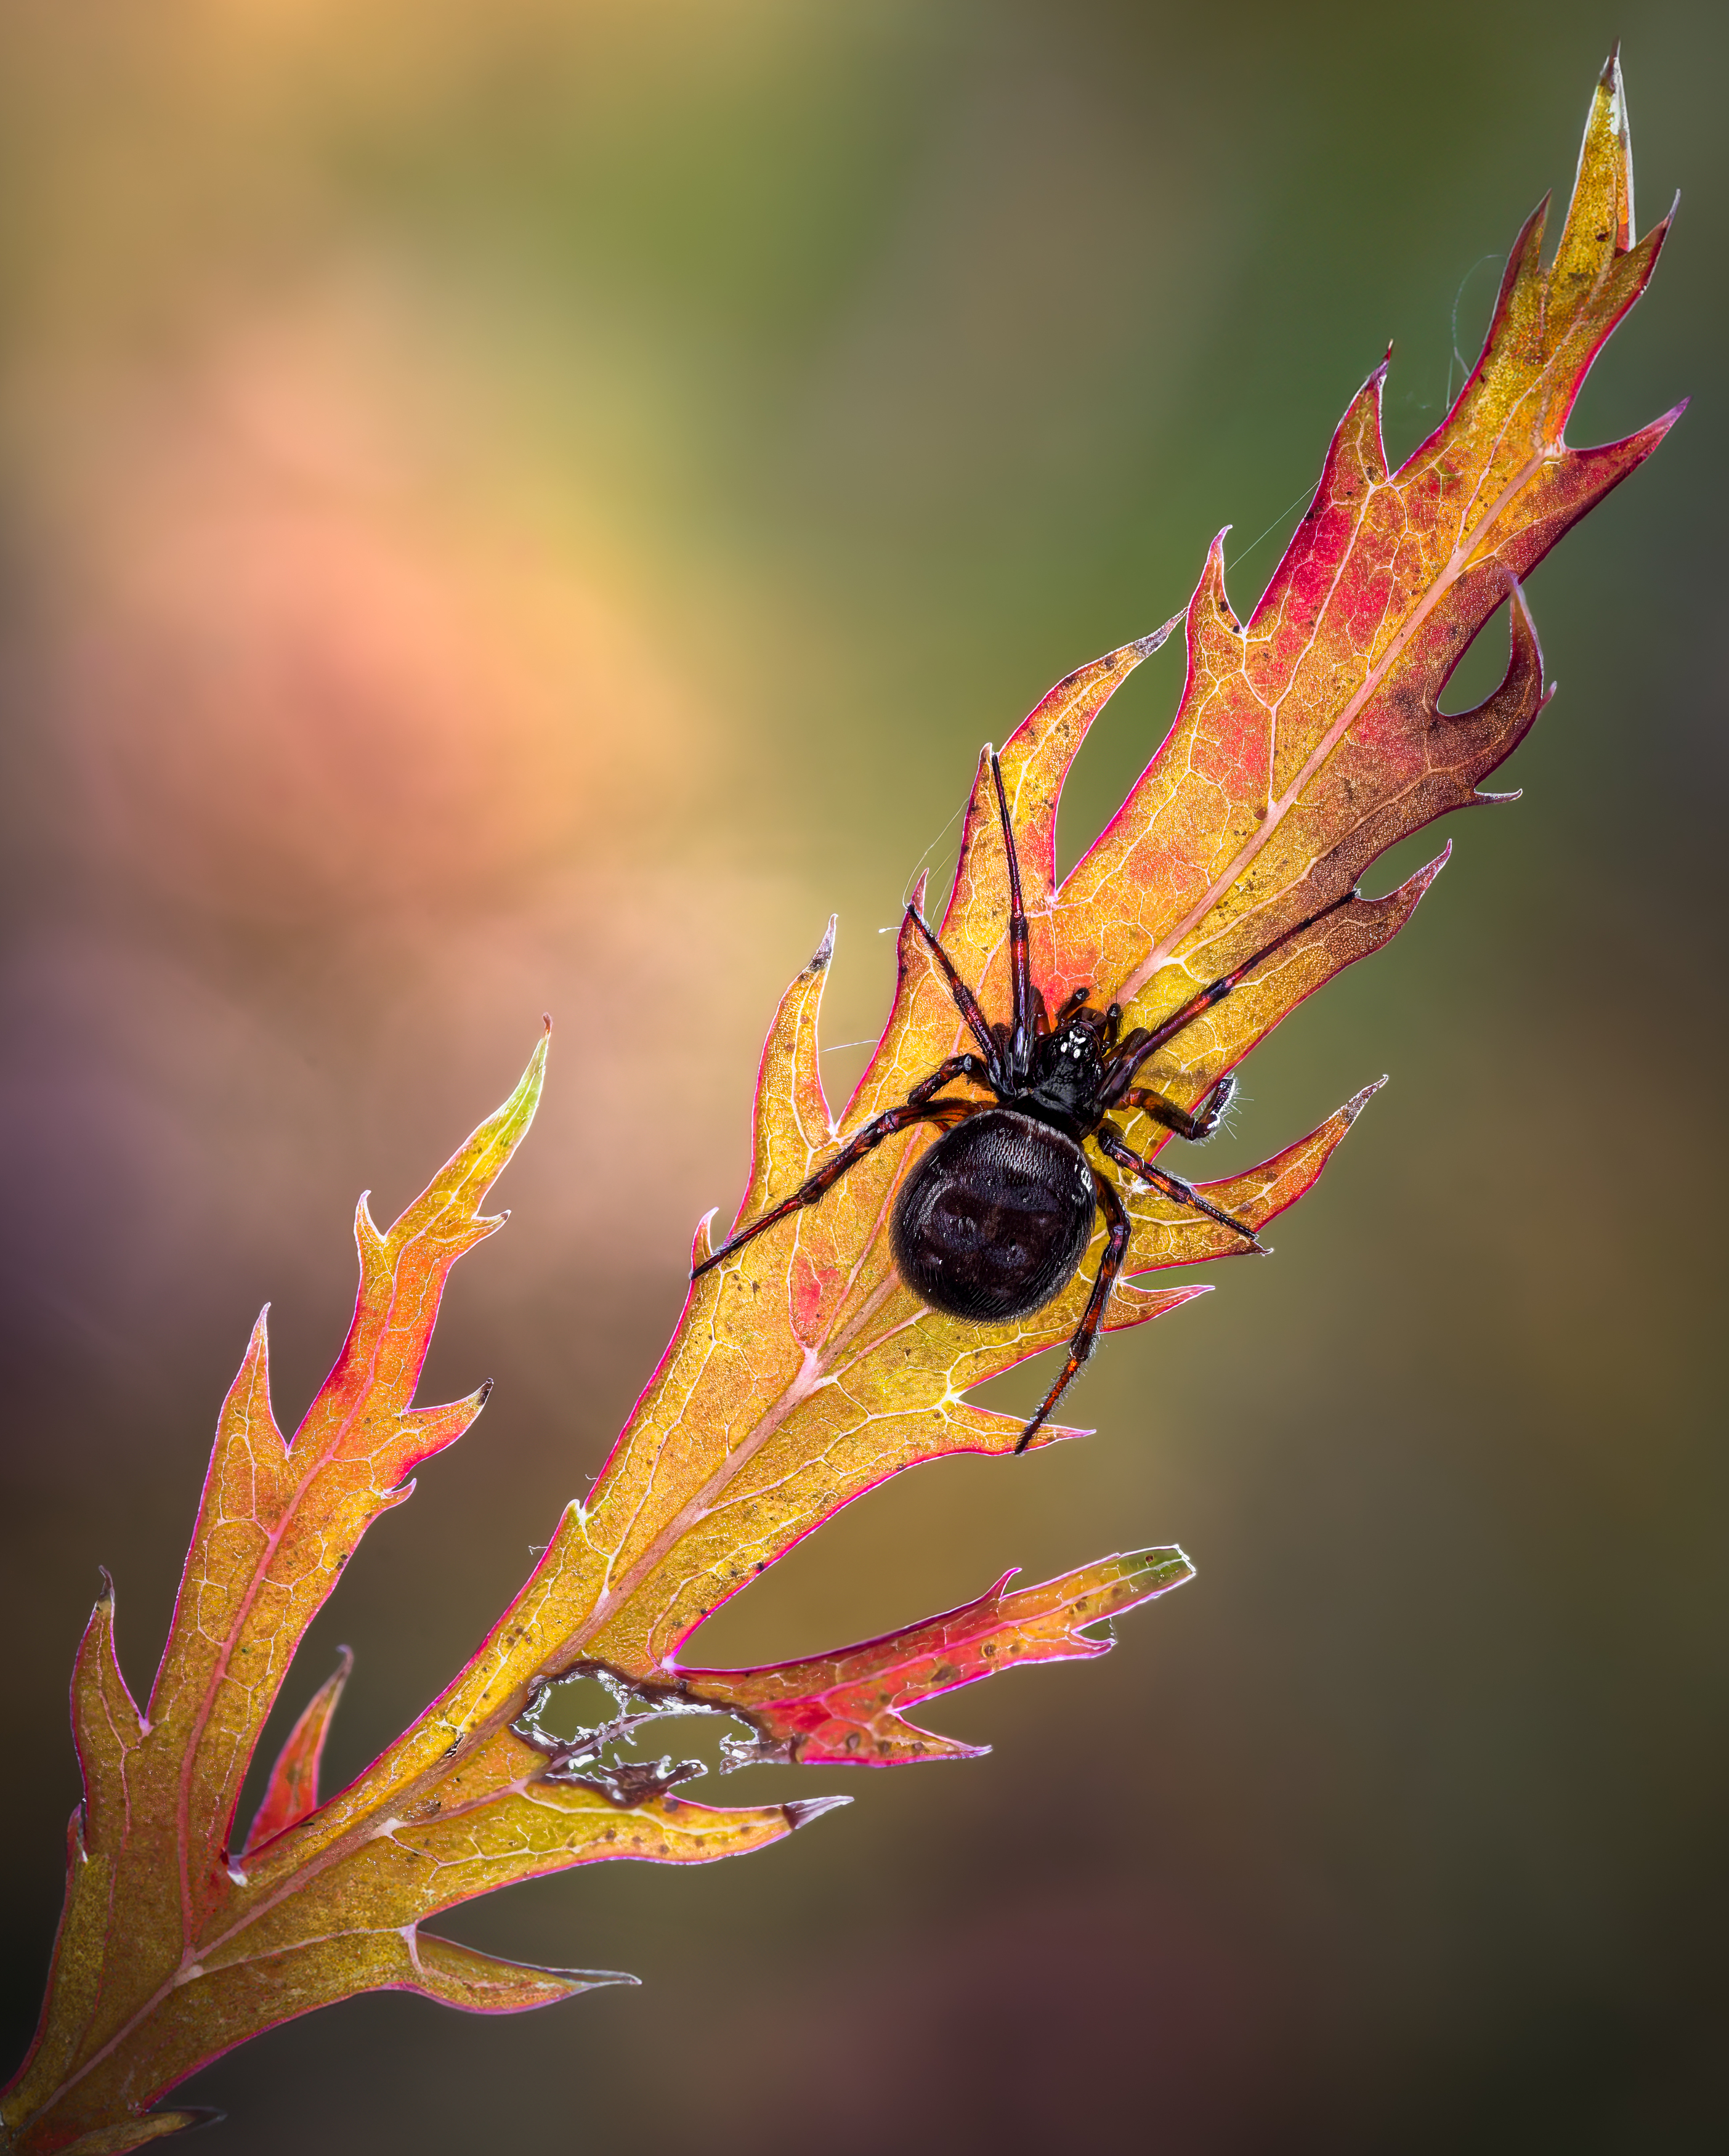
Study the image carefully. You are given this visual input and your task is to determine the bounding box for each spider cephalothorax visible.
[696,752,1352,1448]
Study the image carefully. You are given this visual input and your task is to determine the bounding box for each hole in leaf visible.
[514,1667,757,1794]
[520,1674,617,1746]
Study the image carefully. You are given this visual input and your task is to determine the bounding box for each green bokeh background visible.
[2,4,1722,2149]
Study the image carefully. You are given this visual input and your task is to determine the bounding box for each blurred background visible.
[1,2,1722,2149]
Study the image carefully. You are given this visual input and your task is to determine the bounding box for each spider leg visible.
[987,751,1035,1084]
[1101,888,1360,1103]
[1013,1167,1131,1454]
[692,1077,978,1279]
[905,905,1007,1087]
[903,1053,994,1106]
[1031,984,1052,1039]
[1096,1122,1265,1250]
[1117,1074,1238,1143]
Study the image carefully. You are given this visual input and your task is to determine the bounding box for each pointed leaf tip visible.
[785,1794,852,1829]
[1132,606,1185,657]
[809,915,837,971]
[1344,1077,1390,1124]
[1019,1420,1094,1451]
[514,1964,639,1993]
[241,1642,355,1854]
[1409,838,1452,890]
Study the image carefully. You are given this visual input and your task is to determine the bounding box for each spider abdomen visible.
[891,1108,1095,1323]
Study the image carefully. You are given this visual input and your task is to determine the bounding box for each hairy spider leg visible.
[1013,1166,1132,1453]
[904,907,1008,1090]
[1117,1080,1236,1144]
[1096,1122,1266,1252]
[1098,887,1360,1115]
[986,750,1035,1084]
[692,1061,986,1278]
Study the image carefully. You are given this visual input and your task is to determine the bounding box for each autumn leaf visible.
[239,1645,352,1855]
[2,1034,821,2155]
[4,55,1677,2154]
[680,1547,1196,1768]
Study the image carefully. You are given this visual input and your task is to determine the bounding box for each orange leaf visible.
[240,1648,352,1857]
[681,1547,1194,1766]
[4,57,1679,2152]
[281,63,1675,1876]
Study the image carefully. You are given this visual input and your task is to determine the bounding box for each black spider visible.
[695,751,1353,1449]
